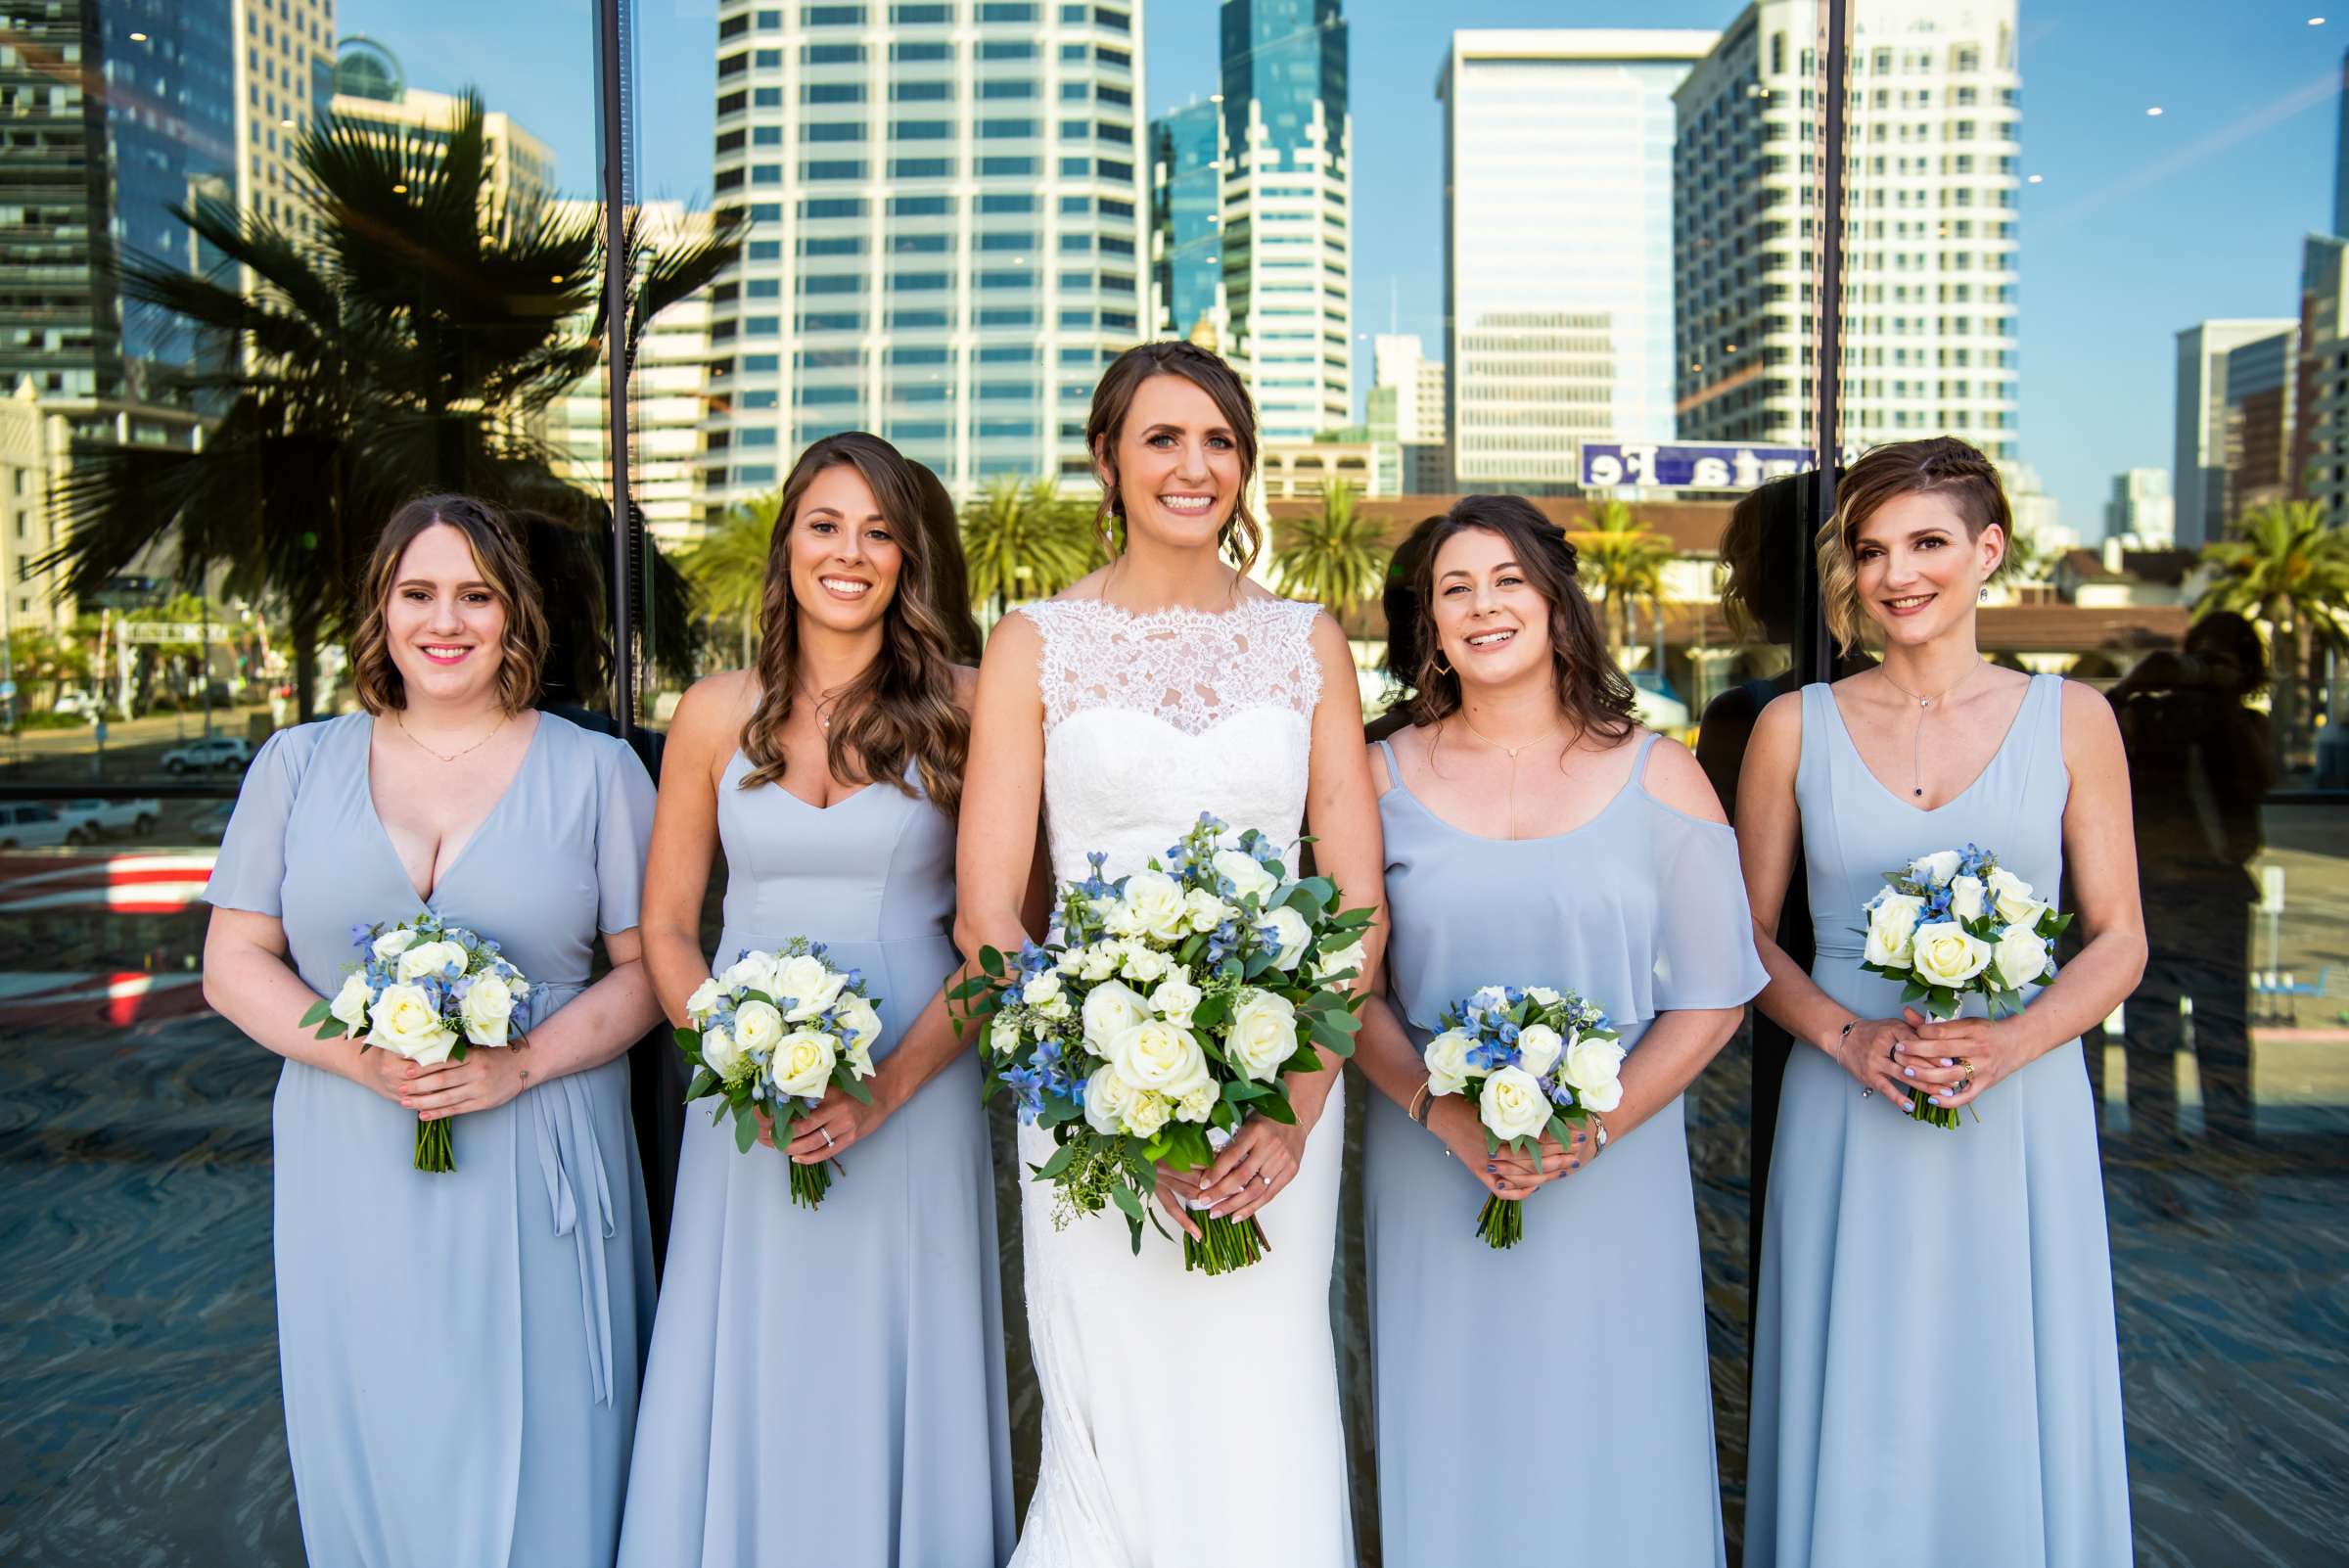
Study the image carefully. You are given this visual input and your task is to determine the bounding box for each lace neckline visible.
[1046,596,1303,627]
[1019,595,1323,736]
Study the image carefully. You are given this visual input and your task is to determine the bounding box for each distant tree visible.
[2195,498,2349,771]
[681,492,780,667]
[1568,499,1674,664]
[1269,483,1387,621]
[960,476,1101,617]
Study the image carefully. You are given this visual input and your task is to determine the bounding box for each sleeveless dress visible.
[617,753,1013,1568]
[1746,675,2132,1567]
[203,711,657,1568]
[1008,597,1353,1568]
[1367,732,1767,1565]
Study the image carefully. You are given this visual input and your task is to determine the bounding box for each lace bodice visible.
[1013,597,1324,885]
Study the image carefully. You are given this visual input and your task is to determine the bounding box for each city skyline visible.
[346,0,2334,538]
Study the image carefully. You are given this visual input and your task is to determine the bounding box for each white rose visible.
[1561,1036,1626,1113]
[768,1027,838,1099]
[1312,940,1365,985]
[1864,892,1927,969]
[989,1012,1023,1057]
[718,951,778,997]
[370,982,458,1064]
[845,1037,876,1081]
[1081,979,1150,1049]
[1515,1023,1564,1077]
[1478,1065,1552,1140]
[1117,943,1171,985]
[1083,1064,1139,1135]
[1184,887,1233,934]
[1224,988,1300,1081]
[731,997,786,1058]
[1260,905,1313,970]
[1108,1016,1213,1098]
[1909,850,1962,888]
[1526,986,1562,1007]
[1022,972,1064,1008]
[1122,1089,1174,1139]
[771,952,848,1022]
[684,977,723,1021]
[1078,942,1121,982]
[1992,926,2050,992]
[1910,921,1994,990]
[1950,874,1987,923]
[835,993,883,1057]
[1176,1080,1219,1123]
[1118,870,1190,944]
[394,940,465,982]
[1984,867,2049,930]
[328,972,372,1035]
[1149,975,1203,1030]
[458,972,517,1046]
[700,1023,745,1081]
[1422,1029,1476,1096]
[1212,848,1278,903]
[370,927,418,962]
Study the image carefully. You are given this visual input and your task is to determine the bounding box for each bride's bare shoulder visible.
[1046,569,1113,604]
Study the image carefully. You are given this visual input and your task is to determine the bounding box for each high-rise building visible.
[701,1,1147,503]
[1676,0,2020,460]
[2335,44,2348,239]
[2295,236,2347,529]
[234,0,336,238]
[0,381,69,638]
[2175,318,2295,549]
[329,39,556,217]
[1441,29,1710,491]
[1366,333,1445,493]
[2223,326,2298,527]
[1219,0,1351,444]
[1151,98,1223,342]
[2102,468,2174,548]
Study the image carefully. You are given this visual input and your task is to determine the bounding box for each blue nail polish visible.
[1567,1159,1579,1170]
[1485,1162,1497,1173]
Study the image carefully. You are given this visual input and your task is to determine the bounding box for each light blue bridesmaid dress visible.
[1366,731,1768,1566]
[1747,675,2131,1567]
[617,751,1013,1568]
[204,710,658,1568]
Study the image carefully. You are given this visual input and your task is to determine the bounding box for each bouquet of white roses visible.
[1422,985,1622,1249]
[302,911,532,1173]
[673,937,883,1209]
[953,813,1374,1275]
[1856,844,2072,1129]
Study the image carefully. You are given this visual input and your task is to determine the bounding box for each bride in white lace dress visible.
[957,342,1385,1567]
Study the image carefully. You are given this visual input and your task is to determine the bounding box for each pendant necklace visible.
[1876,658,1984,800]
[394,711,508,764]
[1456,712,1562,840]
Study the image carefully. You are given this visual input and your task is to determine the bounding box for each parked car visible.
[57,798,161,842]
[190,801,237,844]
[161,736,254,774]
[52,691,99,718]
[0,803,73,850]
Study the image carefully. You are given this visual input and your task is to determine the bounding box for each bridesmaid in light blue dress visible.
[201,495,663,1567]
[1352,498,1767,1565]
[1738,438,2141,1567]
[620,434,1011,1568]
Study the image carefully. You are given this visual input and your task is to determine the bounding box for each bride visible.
[956,340,1384,1566]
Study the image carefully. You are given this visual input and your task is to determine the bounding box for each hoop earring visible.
[1433,650,1453,677]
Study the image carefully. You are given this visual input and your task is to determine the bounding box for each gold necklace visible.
[1453,712,1563,839]
[394,711,508,764]
[1876,658,1984,800]
[797,680,845,731]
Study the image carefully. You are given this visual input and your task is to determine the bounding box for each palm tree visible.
[960,476,1101,617]
[1568,499,1675,665]
[2195,498,2349,771]
[46,92,738,718]
[681,492,781,666]
[1269,483,1387,621]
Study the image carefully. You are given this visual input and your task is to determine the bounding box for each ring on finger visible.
[819,1126,836,1148]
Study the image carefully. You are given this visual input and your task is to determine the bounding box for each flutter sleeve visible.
[202,727,313,917]
[594,735,658,935]
[1652,814,1771,1012]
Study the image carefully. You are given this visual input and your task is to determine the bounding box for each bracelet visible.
[1836,1019,1858,1052]
[1589,1109,1609,1150]
[1406,1079,1433,1126]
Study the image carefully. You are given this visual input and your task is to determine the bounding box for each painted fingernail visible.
[1904,1067,1914,1078]
[1485,1162,1497,1173]
[1567,1159,1580,1170]
[1942,1058,1956,1068]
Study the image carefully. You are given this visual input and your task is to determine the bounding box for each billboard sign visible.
[1581,441,1817,491]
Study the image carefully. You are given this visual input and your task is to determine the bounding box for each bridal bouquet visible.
[302,911,532,1173]
[1423,985,1622,1249]
[1857,844,2071,1129]
[954,813,1374,1275]
[673,938,883,1209]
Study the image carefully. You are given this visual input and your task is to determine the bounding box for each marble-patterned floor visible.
[3,1003,2344,1563]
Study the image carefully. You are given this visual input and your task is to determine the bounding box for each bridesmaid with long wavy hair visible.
[618,432,1012,1568]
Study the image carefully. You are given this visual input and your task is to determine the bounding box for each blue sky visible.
[345,0,2337,538]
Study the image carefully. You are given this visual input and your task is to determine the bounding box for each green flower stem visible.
[1908,1085,1959,1130]
[789,1155,840,1210]
[413,1116,455,1173]
[1476,1194,1524,1249]
[1183,1213,1269,1274]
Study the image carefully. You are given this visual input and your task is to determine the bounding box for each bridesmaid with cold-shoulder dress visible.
[1739,439,2142,1567]
[619,433,1011,1568]
[201,495,663,1567]
[1353,497,1765,1565]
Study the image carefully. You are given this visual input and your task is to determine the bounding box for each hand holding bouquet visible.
[302,911,532,1172]
[673,937,883,1209]
[1422,985,1622,1248]
[1856,844,2071,1129]
[954,813,1375,1274]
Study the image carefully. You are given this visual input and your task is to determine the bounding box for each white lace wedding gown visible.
[1007,597,1354,1568]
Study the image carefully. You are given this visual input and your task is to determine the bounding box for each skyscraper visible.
[233,0,335,238]
[2335,44,2348,239]
[1151,98,1223,342]
[329,38,557,219]
[1675,0,2021,460]
[1219,0,1351,444]
[702,0,1147,505]
[1440,29,1711,492]
[2174,318,2295,549]
[2102,468,2173,548]
[1366,332,1445,493]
